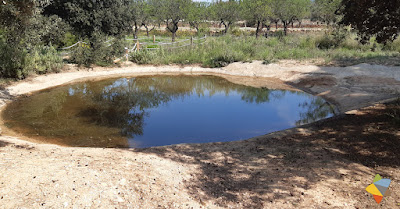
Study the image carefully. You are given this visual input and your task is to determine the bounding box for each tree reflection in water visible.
[3,75,336,148]
[296,98,337,126]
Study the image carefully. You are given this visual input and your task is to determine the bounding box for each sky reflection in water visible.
[3,76,336,148]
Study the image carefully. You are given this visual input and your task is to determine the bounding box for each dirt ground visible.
[0,61,399,208]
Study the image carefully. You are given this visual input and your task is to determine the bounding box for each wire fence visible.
[58,35,208,58]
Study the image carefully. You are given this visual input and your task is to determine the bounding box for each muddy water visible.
[3,75,336,148]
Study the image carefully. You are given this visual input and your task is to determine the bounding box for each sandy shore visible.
[0,61,399,208]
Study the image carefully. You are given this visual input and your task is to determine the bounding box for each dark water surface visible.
[3,75,336,148]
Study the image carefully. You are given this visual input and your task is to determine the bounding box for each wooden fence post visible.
[136,40,140,51]
[190,36,193,46]
[125,47,129,60]
[153,35,156,43]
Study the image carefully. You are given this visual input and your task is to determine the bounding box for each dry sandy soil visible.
[0,61,399,208]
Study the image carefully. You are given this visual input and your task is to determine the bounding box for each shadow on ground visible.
[135,100,400,208]
[0,140,10,148]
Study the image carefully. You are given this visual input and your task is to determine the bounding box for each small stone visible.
[116,195,124,203]
[119,178,127,186]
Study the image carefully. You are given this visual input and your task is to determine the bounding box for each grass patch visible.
[128,33,400,67]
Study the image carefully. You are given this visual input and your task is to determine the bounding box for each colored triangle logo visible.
[373,174,382,183]
[366,184,382,196]
[375,179,391,188]
[373,195,383,204]
[366,174,392,204]
[375,184,388,196]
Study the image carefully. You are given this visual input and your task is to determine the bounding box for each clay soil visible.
[0,62,399,208]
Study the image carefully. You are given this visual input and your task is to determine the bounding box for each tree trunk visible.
[275,22,278,30]
[172,32,176,42]
[221,20,230,34]
[144,24,155,37]
[256,21,262,39]
[224,24,230,34]
[283,21,288,36]
[264,24,271,38]
[144,25,150,37]
[190,22,200,36]
[167,21,179,42]
[134,23,139,39]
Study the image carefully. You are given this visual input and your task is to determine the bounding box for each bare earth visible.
[0,61,399,208]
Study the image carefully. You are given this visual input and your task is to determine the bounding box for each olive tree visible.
[272,0,311,35]
[130,0,156,38]
[211,0,240,34]
[242,0,272,38]
[186,1,208,35]
[312,0,341,25]
[150,0,191,42]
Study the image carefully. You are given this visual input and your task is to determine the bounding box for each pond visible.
[2,75,336,148]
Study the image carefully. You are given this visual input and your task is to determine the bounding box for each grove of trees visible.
[1,0,400,79]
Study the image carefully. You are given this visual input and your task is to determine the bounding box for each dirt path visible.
[0,62,399,208]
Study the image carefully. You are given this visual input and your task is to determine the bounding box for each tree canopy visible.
[312,0,341,25]
[211,0,240,34]
[340,0,400,44]
[43,0,133,39]
[242,0,272,38]
[150,0,192,41]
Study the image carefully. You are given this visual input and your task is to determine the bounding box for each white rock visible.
[119,178,127,186]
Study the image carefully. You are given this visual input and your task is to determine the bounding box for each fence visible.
[58,35,207,58]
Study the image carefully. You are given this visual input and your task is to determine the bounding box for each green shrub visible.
[70,42,93,67]
[0,41,28,79]
[205,50,244,68]
[316,28,349,50]
[383,38,400,52]
[198,26,211,36]
[0,41,63,78]
[70,35,127,67]
[24,45,63,74]
[208,54,236,67]
[231,27,244,37]
[129,50,155,64]
[273,31,285,40]
[316,34,336,49]
[62,32,78,48]
[299,37,316,49]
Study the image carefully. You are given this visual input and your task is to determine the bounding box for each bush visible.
[129,50,155,64]
[299,37,316,49]
[316,28,349,50]
[0,41,28,79]
[62,32,78,48]
[231,27,244,37]
[70,34,127,67]
[70,42,93,67]
[24,45,63,74]
[383,38,400,52]
[206,50,243,68]
[208,54,236,67]
[0,41,63,78]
